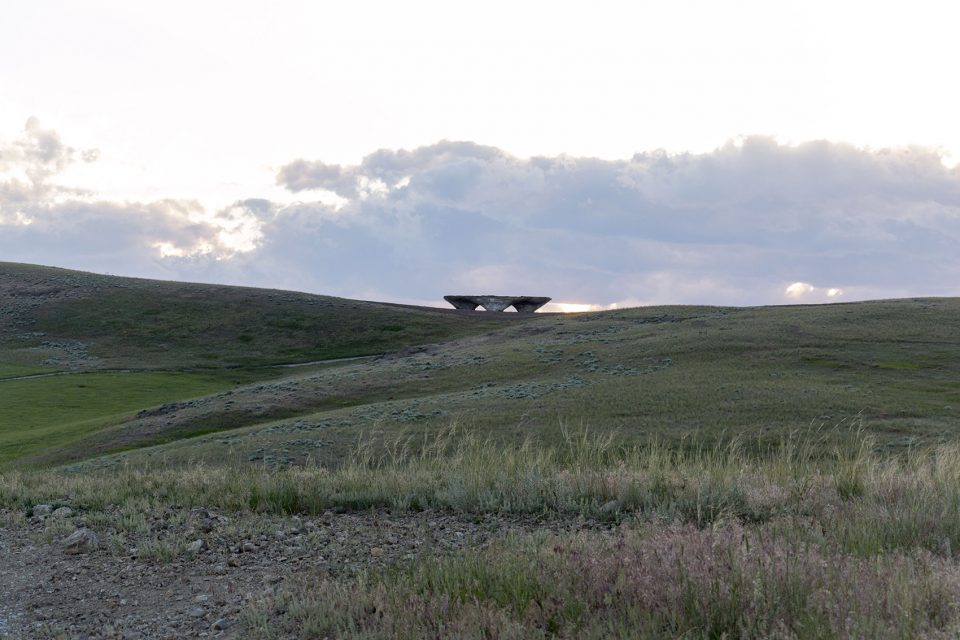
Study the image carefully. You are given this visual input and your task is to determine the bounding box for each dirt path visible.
[0,370,134,383]
[0,354,377,384]
[273,354,378,368]
[0,509,590,639]
[0,533,30,637]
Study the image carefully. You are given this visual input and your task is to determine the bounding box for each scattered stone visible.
[4,507,589,637]
[52,506,74,519]
[32,504,52,517]
[62,528,98,554]
[212,618,233,631]
[185,539,206,554]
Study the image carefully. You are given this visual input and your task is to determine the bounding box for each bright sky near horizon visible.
[1,0,958,309]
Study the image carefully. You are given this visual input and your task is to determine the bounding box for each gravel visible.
[0,508,594,639]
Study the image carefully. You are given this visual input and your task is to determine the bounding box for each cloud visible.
[276,159,353,197]
[785,282,817,298]
[4,121,960,306]
[0,118,92,209]
[0,120,263,278]
[266,137,960,304]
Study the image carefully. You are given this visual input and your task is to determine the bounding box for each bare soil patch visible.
[0,508,591,639]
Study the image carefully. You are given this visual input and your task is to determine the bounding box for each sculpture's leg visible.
[444,296,480,310]
[512,300,545,313]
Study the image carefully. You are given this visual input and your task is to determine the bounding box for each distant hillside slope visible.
[27,294,960,470]
[0,262,516,371]
[4,263,960,471]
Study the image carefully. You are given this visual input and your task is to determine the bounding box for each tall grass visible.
[249,525,960,639]
[8,425,960,637]
[4,425,960,557]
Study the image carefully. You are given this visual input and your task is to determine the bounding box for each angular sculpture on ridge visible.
[444,295,551,313]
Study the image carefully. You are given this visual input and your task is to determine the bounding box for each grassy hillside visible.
[0,262,522,466]
[0,370,235,465]
[3,262,960,471]
[0,262,513,370]
[176,299,957,466]
[4,264,960,638]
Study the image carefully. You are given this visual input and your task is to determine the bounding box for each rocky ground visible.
[0,507,593,639]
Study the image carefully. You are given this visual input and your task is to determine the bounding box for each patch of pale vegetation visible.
[5,428,960,636]
[250,524,960,639]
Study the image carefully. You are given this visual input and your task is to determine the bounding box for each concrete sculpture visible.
[444,295,551,313]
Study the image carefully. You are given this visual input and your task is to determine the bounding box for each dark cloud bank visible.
[3,121,960,307]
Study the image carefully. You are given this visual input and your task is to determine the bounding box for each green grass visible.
[60,296,958,471]
[3,262,960,474]
[0,364,52,379]
[0,261,513,371]
[32,287,504,367]
[249,523,960,639]
[876,361,930,370]
[8,429,960,638]
[0,371,237,465]
[8,422,960,636]
[0,261,526,467]
[3,425,958,545]
[4,265,960,637]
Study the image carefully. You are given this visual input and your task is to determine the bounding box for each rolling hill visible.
[4,262,960,638]
[2,262,960,470]
[0,262,517,464]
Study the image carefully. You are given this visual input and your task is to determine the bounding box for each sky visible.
[1,0,958,310]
